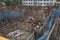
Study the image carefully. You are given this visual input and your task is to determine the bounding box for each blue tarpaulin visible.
[38,8,60,40]
[0,12,24,20]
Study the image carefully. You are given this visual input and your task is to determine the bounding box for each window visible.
[41,0,42,1]
[50,3,53,5]
[47,0,49,1]
[44,3,46,4]
[26,0,28,1]
[50,0,53,1]
[38,0,42,1]
[44,0,46,1]
[23,0,26,1]
[29,0,30,1]
[38,3,40,4]
[31,3,33,4]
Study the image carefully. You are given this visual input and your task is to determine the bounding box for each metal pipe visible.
[46,19,57,40]
[27,32,34,40]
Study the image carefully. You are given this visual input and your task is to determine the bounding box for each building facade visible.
[22,0,56,6]
[56,0,60,6]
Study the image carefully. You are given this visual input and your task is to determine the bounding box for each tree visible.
[20,0,22,4]
[12,0,17,5]
[4,0,17,6]
[4,0,12,6]
[57,0,60,1]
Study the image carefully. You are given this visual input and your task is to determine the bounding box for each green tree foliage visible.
[57,0,60,1]
[4,0,12,6]
[4,0,17,6]
[20,0,22,4]
[11,0,17,5]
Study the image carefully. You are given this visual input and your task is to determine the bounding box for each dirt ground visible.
[0,4,60,40]
[1,5,58,30]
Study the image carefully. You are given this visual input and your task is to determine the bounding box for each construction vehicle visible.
[0,36,10,40]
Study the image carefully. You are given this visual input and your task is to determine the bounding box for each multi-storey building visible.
[22,0,56,6]
[0,0,60,6]
[56,0,60,6]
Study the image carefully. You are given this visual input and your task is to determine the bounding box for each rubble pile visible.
[0,5,52,33]
[0,4,59,40]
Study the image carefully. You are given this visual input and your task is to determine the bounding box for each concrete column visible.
[42,0,44,6]
[49,0,50,4]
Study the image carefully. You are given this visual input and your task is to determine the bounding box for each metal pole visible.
[46,19,57,40]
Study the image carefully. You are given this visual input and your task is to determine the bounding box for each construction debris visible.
[0,4,60,40]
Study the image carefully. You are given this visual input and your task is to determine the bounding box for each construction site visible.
[0,0,60,40]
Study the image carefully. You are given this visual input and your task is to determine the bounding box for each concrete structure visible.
[56,0,60,6]
[22,0,56,6]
